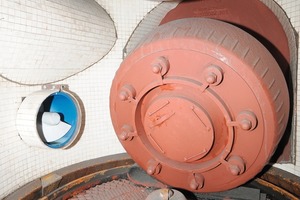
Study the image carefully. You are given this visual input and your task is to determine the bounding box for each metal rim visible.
[4,154,299,200]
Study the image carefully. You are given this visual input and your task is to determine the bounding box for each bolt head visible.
[152,65,161,74]
[151,56,170,76]
[227,155,245,175]
[240,119,252,130]
[229,165,241,175]
[119,131,128,141]
[147,160,162,175]
[119,91,128,101]
[189,173,204,190]
[203,65,223,86]
[190,181,199,190]
[147,168,155,175]
[237,111,258,131]
[205,73,217,84]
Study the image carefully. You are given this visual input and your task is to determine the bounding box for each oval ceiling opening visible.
[0,0,117,85]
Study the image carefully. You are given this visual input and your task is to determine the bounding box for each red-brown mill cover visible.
[110,18,289,192]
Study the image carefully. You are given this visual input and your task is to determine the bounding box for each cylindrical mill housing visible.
[110,17,289,192]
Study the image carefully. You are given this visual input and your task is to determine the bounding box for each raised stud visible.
[240,119,252,130]
[237,111,258,131]
[152,56,170,76]
[205,72,217,84]
[189,173,204,190]
[119,131,129,141]
[152,65,161,74]
[147,159,162,175]
[118,91,129,101]
[118,125,136,141]
[229,165,241,176]
[204,65,223,86]
[227,155,245,175]
[118,84,136,101]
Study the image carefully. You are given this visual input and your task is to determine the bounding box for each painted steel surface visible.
[110,18,289,192]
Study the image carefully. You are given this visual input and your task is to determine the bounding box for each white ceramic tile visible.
[0,0,116,84]
[272,0,300,176]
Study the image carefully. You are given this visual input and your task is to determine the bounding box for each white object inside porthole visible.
[16,85,83,149]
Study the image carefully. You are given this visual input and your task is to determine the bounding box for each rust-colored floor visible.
[69,179,152,200]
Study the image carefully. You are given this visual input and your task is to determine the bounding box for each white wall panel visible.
[273,0,300,176]
[124,1,180,57]
[0,0,116,84]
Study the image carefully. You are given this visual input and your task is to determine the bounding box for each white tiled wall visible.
[272,0,300,175]
[0,0,116,84]
[124,1,180,57]
[0,0,299,198]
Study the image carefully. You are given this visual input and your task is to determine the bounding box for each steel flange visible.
[110,18,289,192]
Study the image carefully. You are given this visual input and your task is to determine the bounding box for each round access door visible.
[110,18,289,192]
[17,86,83,149]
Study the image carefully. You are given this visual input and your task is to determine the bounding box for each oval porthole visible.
[37,92,80,148]
[17,86,83,149]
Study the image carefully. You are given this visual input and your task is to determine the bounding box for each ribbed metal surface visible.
[69,179,152,200]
